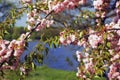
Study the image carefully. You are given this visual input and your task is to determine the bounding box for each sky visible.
[6,0,27,27]
[15,13,27,27]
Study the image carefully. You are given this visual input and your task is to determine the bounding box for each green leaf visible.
[0,36,3,39]
[79,31,83,38]
[103,33,107,40]
[31,62,35,70]
[4,30,9,35]
[97,70,103,76]
[107,42,111,48]
[93,76,101,80]
[93,76,106,80]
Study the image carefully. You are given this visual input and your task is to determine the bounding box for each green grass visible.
[3,66,79,80]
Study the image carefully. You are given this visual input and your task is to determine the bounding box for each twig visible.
[80,28,120,39]
[24,10,54,40]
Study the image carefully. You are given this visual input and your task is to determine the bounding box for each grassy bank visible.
[4,66,79,80]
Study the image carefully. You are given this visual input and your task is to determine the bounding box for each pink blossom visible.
[76,51,83,62]
[66,39,72,44]
[111,54,120,61]
[14,49,24,57]
[117,39,120,45]
[88,34,102,48]
[108,50,114,55]
[50,0,80,13]
[112,72,120,79]
[46,20,54,27]
[35,19,47,31]
[59,36,65,43]
[63,0,69,5]
[79,0,86,5]
[21,0,32,3]
[27,25,33,31]
[0,44,6,56]
[112,21,120,36]
[4,49,13,59]
[19,33,26,40]
[93,0,103,10]
[8,40,25,58]
[116,1,120,8]
[53,3,65,13]
[0,40,9,56]
[108,63,120,80]
[67,2,76,9]
[69,34,76,42]
[27,17,35,24]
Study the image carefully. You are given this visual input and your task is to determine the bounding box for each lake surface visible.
[21,41,83,71]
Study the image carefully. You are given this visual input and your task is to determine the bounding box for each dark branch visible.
[80,28,120,39]
[24,10,54,40]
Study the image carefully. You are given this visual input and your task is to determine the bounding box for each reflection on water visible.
[20,41,82,71]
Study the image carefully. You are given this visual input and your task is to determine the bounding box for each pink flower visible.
[112,19,120,36]
[112,72,120,79]
[27,25,33,31]
[8,40,25,58]
[63,0,69,5]
[4,49,13,58]
[21,0,32,3]
[14,49,24,57]
[66,39,72,44]
[67,2,75,9]
[0,44,6,56]
[20,66,27,74]
[118,39,120,45]
[27,17,35,24]
[111,54,120,61]
[59,36,65,43]
[35,19,47,31]
[108,63,120,80]
[69,34,76,42]
[76,51,83,61]
[93,0,103,10]
[0,40,9,56]
[53,3,65,13]
[88,34,102,48]
[116,1,120,8]
[46,20,54,27]
[79,0,86,5]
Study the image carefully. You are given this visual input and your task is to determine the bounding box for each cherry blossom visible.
[88,34,103,48]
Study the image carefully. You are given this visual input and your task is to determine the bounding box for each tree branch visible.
[24,10,54,40]
[80,28,120,39]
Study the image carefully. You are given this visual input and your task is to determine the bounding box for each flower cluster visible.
[27,9,54,31]
[0,39,25,60]
[76,51,95,79]
[0,39,25,69]
[93,0,110,11]
[114,1,120,23]
[48,0,86,13]
[88,33,103,49]
[21,0,32,3]
[35,19,54,31]
[21,0,32,6]
[0,40,11,63]
[20,67,27,75]
[108,62,120,80]
[93,0,110,26]
[59,31,79,45]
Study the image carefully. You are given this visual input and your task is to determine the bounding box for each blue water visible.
[20,41,82,71]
